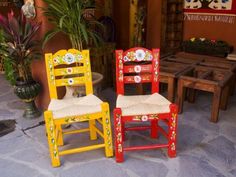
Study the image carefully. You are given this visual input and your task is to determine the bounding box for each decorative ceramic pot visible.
[14,79,41,118]
[65,72,103,98]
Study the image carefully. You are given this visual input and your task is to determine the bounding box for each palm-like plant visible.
[42,0,103,50]
[0,11,41,85]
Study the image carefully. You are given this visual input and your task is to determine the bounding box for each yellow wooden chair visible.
[44,49,113,167]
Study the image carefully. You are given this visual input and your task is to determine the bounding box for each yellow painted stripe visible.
[59,144,105,156]
[54,112,103,124]
[63,128,90,135]
[96,118,103,125]
[55,76,85,86]
[54,66,85,76]
[93,126,104,139]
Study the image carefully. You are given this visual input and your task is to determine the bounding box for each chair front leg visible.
[168,104,178,158]
[101,102,113,157]
[114,108,124,162]
[44,111,60,167]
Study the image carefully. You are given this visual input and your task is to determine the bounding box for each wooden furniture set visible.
[160,56,203,102]
[44,47,178,166]
[43,47,235,167]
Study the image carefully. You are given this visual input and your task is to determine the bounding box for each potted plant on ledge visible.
[0,11,42,118]
[42,0,105,96]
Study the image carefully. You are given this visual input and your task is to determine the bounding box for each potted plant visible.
[0,11,42,118]
[42,0,105,96]
[42,0,102,50]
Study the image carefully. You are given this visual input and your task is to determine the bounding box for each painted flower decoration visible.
[77,54,83,61]
[135,49,146,61]
[211,39,216,43]
[148,53,153,60]
[67,68,73,74]
[200,38,206,41]
[123,56,129,62]
[134,65,142,73]
[53,58,59,64]
[64,53,75,64]
[141,115,148,121]
[68,78,74,85]
[134,76,141,83]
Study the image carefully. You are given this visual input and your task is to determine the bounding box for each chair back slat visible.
[123,64,152,74]
[124,74,152,84]
[54,66,85,76]
[55,77,85,87]
[45,49,93,99]
[115,47,160,95]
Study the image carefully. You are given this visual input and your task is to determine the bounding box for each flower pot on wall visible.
[14,79,41,118]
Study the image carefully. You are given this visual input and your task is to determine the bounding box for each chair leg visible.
[101,102,113,157]
[168,104,178,158]
[56,125,64,146]
[122,122,125,140]
[89,120,97,140]
[44,111,60,167]
[114,108,124,162]
[151,119,158,138]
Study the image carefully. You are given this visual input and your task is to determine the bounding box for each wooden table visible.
[198,59,236,95]
[159,56,203,102]
[177,66,234,123]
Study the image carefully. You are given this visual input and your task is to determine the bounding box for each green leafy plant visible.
[0,11,42,85]
[42,0,103,50]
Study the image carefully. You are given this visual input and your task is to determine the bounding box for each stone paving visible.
[0,74,236,177]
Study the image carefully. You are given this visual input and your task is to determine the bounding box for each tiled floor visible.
[0,74,236,177]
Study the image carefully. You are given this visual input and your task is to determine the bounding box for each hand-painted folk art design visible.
[44,49,113,167]
[184,0,236,14]
[114,47,178,162]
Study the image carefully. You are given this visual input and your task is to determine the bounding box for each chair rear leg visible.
[151,119,158,138]
[89,120,97,140]
[168,104,178,158]
[44,111,60,167]
[101,103,113,157]
[114,108,124,162]
[56,124,64,146]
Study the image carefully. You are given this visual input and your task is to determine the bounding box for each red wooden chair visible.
[114,47,178,162]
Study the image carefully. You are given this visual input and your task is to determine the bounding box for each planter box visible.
[182,39,232,58]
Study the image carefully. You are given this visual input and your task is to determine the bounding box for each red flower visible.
[211,39,216,43]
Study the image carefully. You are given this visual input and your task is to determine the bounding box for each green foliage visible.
[42,0,104,50]
[0,29,15,85]
[182,38,231,57]
[0,11,42,85]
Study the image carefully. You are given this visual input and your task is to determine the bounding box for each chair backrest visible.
[115,47,160,95]
[45,49,93,99]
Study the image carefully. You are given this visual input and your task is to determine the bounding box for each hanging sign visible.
[184,0,236,14]
[184,0,236,23]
